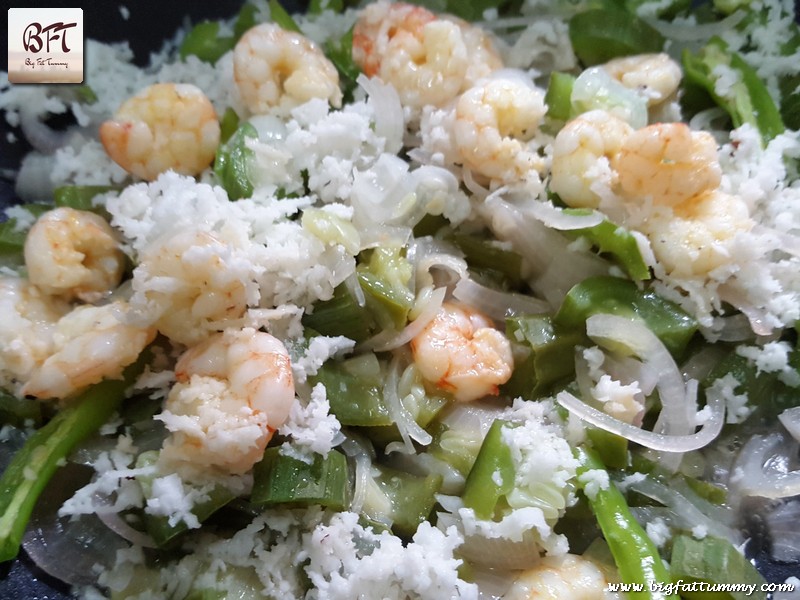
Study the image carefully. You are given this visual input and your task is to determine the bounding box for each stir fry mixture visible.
[2,0,800,598]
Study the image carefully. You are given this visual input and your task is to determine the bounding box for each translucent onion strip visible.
[383,355,433,451]
[556,390,724,453]
[625,477,741,545]
[524,201,604,231]
[586,314,695,437]
[452,277,549,321]
[733,433,800,499]
[365,286,446,352]
[358,74,403,155]
[778,407,800,443]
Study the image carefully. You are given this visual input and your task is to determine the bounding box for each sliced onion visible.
[763,499,800,563]
[626,476,741,545]
[358,74,403,155]
[733,433,800,499]
[778,407,800,443]
[524,201,604,230]
[586,314,695,437]
[556,389,724,453]
[19,109,73,154]
[22,463,130,587]
[383,355,433,451]
[362,286,446,352]
[341,436,374,514]
[452,277,549,321]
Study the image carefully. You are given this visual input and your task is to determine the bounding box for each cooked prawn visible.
[602,53,682,107]
[129,229,254,346]
[352,0,502,109]
[613,122,721,207]
[502,554,621,600]
[100,83,220,181]
[157,328,296,476]
[410,301,513,403]
[549,110,634,209]
[233,23,342,116]
[454,74,547,182]
[21,301,156,400]
[645,189,753,278]
[0,277,69,394]
[24,207,126,303]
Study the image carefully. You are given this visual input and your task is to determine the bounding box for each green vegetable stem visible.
[574,446,677,599]
[0,368,142,561]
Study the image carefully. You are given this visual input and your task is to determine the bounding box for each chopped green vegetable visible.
[357,246,415,330]
[568,9,665,66]
[503,315,585,399]
[682,36,784,145]
[179,21,235,64]
[0,391,43,428]
[669,534,767,600]
[218,107,241,144]
[302,283,377,343]
[269,0,302,33]
[325,27,362,102]
[563,210,651,281]
[544,71,576,124]
[53,185,117,213]
[461,419,515,519]
[575,446,676,599]
[361,463,442,537]
[310,353,393,426]
[213,122,258,200]
[555,276,698,357]
[0,359,145,561]
[0,204,50,263]
[449,233,524,289]
[136,451,236,547]
[252,447,350,509]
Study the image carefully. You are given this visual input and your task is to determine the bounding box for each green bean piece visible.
[232,3,258,38]
[449,233,524,289]
[219,107,240,144]
[269,0,302,33]
[251,447,350,509]
[544,71,576,124]
[503,315,585,399]
[682,36,784,145]
[574,446,676,599]
[53,185,117,212]
[302,283,377,343]
[362,464,442,538]
[309,354,393,426]
[669,534,767,600]
[0,370,140,561]
[325,27,361,103]
[586,428,628,470]
[213,122,257,201]
[568,9,665,66]
[562,210,651,281]
[461,419,515,520]
[0,204,50,263]
[0,391,42,428]
[555,276,697,357]
[179,21,235,64]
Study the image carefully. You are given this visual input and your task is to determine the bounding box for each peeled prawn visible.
[158,328,296,476]
[129,229,254,346]
[352,0,502,109]
[21,301,156,400]
[503,554,621,600]
[602,53,682,107]
[410,301,513,403]
[645,190,753,278]
[549,110,634,209]
[24,207,126,303]
[613,122,722,207]
[454,74,547,182]
[233,23,342,116]
[100,83,220,181]
[0,277,69,394]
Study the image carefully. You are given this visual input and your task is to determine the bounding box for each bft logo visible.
[23,21,78,54]
[8,8,84,84]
